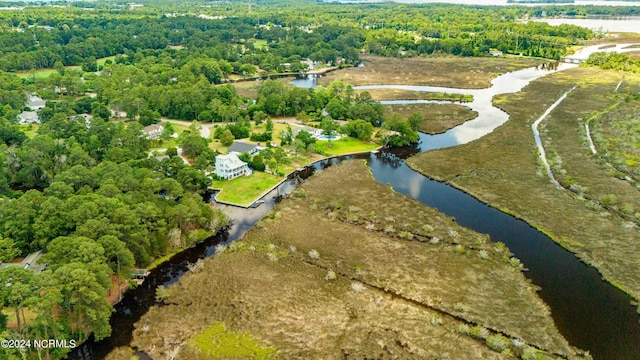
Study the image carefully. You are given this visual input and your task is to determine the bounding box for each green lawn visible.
[314,137,379,156]
[19,124,40,138]
[14,55,117,79]
[253,39,268,50]
[15,67,81,79]
[211,171,282,206]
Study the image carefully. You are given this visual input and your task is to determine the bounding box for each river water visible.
[70,61,640,359]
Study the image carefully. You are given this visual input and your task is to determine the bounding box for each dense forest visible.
[0,0,630,358]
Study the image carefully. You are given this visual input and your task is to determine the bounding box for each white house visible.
[143,123,164,140]
[17,111,40,124]
[25,93,45,111]
[215,153,251,180]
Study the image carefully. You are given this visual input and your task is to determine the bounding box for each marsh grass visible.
[186,322,277,360]
[407,66,640,301]
[319,55,541,89]
[124,161,577,360]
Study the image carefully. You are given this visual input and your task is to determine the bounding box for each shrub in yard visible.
[308,249,320,260]
[478,250,489,259]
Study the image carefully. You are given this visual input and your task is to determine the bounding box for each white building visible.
[215,153,251,180]
[25,93,45,111]
[143,124,164,140]
[17,111,40,124]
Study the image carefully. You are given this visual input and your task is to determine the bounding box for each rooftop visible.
[228,141,260,154]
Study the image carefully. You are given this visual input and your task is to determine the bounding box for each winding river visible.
[71,63,640,359]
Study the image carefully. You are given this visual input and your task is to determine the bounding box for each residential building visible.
[228,141,264,156]
[25,93,45,110]
[17,111,40,124]
[143,123,164,140]
[215,153,251,180]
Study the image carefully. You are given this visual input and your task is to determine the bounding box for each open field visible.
[319,55,541,89]
[314,137,380,156]
[357,88,473,102]
[628,51,640,61]
[125,161,577,360]
[384,103,478,134]
[407,67,640,302]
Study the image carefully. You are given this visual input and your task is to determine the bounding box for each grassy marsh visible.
[407,67,640,302]
[125,161,578,360]
[319,55,541,89]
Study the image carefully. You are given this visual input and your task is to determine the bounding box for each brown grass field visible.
[116,161,580,360]
[384,103,478,134]
[319,55,541,89]
[407,67,640,303]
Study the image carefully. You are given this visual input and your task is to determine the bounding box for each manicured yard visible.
[211,171,282,206]
[314,137,379,156]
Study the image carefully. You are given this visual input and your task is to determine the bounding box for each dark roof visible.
[228,141,258,154]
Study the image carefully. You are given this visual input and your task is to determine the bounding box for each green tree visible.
[0,237,20,262]
[0,267,34,333]
[220,128,235,147]
[295,130,316,152]
[321,118,339,148]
